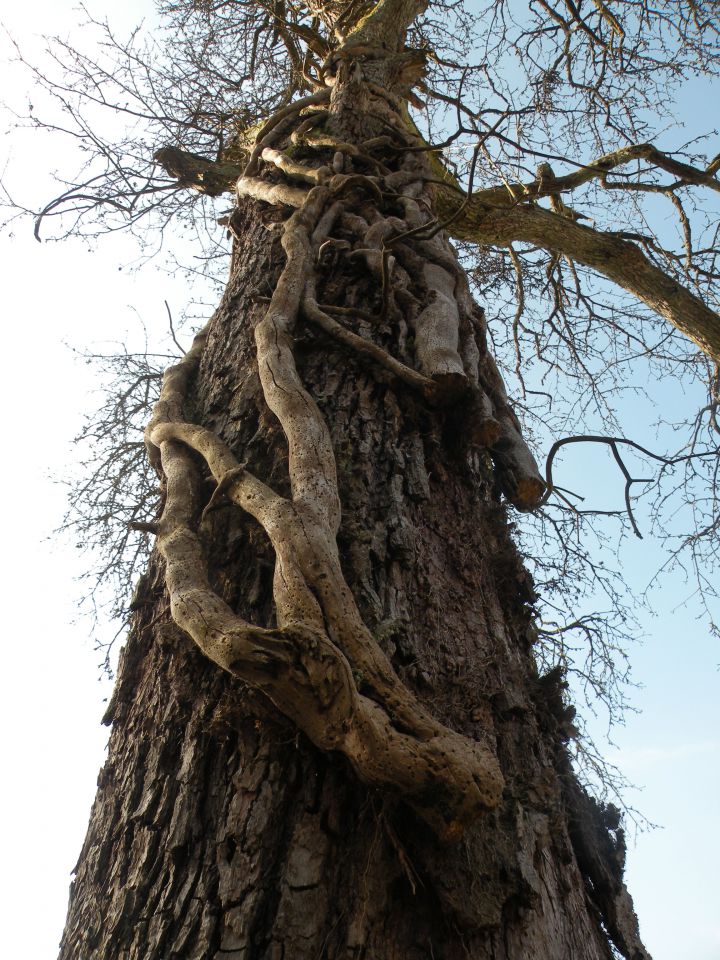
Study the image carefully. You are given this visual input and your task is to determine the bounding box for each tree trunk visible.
[58,75,649,960]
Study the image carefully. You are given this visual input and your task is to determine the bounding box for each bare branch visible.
[446,201,720,363]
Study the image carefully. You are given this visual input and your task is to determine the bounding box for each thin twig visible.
[542,435,677,537]
[164,301,186,356]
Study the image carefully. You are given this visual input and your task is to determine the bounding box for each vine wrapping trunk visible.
[59,8,652,959]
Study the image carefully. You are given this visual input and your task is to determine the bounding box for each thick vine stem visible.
[413,260,470,401]
[154,432,503,839]
[289,110,330,144]
[477,351,546,510]
[250,187,461,729]
[391,181,472,401]
[164,495,503,838]
[148,391,505,839]
[254,185,342,530]
[492,416,547,511]
[236,124,544,507]
[302,277,442,400]
[243,88,331,177]
[261,147,332,184]
[150,421,283,527]
[144,326,209,472]
[466,389,503,448]
[141,170,509,837]
[292,127,389,175]
[236,175,308,209]
[149,417,434,735]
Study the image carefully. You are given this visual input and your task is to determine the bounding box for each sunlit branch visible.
[446,201,720,363]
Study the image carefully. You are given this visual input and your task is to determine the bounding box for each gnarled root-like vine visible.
[235,149,545,506]
[145,187,506,838]
[151,419,502,839]
[143,103,554,836]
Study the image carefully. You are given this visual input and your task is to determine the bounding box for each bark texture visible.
[59,213,647,960]
[59,25,649,960]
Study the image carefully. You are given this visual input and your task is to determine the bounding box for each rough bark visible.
[59,213,648,960]
[59,18,650,960]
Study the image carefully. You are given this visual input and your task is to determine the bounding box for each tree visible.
[8,0,720,957]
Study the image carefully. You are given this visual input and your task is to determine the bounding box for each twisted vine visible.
[145,84,546,838]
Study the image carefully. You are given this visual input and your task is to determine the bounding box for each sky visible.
[0,3,718,959]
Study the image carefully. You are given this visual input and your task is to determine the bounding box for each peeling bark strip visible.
[253,186,341,528]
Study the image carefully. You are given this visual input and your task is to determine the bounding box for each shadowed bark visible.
[59,194,647,960]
